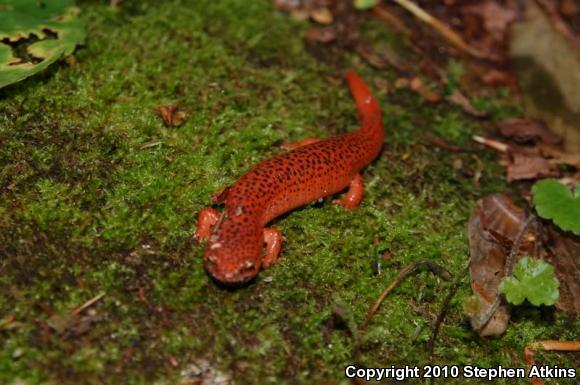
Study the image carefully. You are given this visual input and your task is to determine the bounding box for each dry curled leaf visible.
[498,118,562,145]
[467,193,535,336]
[506,153,558,182]
[156,103,188,127]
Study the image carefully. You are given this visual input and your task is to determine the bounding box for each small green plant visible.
[532,179,580,235]
[0,0,85,88]
[499,256,559,306]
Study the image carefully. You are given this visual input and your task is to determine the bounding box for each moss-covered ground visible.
[0,1,578,384]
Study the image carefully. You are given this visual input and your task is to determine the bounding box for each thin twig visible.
[72,292,106,317]
[505,216,536,277]
[362,260,452,330]
[524,340,580,385]
[427,267,467,362]
[473,135,510,153]
[391,0,489,60]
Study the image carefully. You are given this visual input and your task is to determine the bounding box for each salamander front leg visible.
[280,137,321,150]
[263,227,283,268]
[333,173,364,210]
[195,207,221,241]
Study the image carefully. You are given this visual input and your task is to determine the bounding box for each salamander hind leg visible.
[263,227,283,268]
[195,207,221,241]
[280,137,321,150]
[333,173,364,210]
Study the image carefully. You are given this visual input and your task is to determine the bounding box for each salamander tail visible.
[346,71,382,130]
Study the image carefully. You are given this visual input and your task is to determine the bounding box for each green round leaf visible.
[499,256,560,306]
[0,0,85,88]
[532,179,580,235]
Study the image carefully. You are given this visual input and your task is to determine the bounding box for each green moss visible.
[431,110,475,145]
[472,88,523,119]
[0,0,578,384]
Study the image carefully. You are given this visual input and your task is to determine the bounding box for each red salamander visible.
[196,71,384,283]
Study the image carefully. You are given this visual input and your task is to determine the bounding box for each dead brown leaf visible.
[467,193,536,336]
[498,118,562,145]
[506,153,559,182]
[157,103,188,127]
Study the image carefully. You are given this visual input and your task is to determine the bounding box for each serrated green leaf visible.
[532,179,580,235]
[499,256,559,306]
[0,0,85,88]
[354,0,379,10]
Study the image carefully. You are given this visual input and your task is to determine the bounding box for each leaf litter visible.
[273,0,580,353]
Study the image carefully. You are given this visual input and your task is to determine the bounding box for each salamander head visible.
[203,218,262,284]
